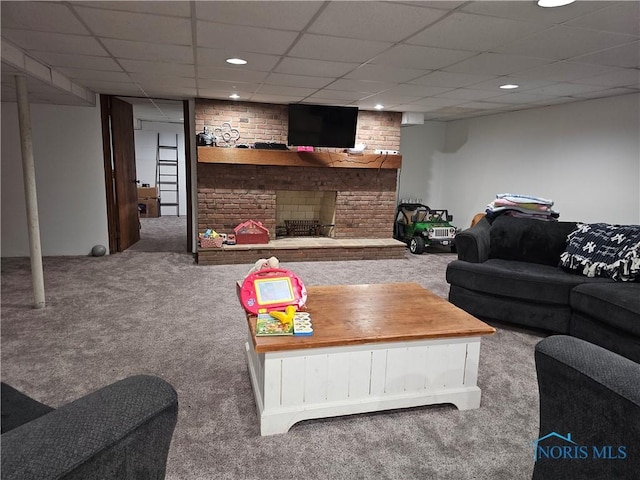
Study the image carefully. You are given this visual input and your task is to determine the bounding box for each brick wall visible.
[195,99,401,240]
[198,164,397,239]
[194,99,401,152]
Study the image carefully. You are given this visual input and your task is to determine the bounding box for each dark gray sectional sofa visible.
[446,215,640,363]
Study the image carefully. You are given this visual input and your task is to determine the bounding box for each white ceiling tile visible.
[344,64,428,83]
[565,2,640,36]
[197,49,280,71]
[139,86,196,98]
[406,12,550,51]
[457,101,518,110]
[489,92,558,105]
[307,90,371,101]
[248,94,307,104]
[572,41,640,69]
[574,68,640,88]
[494,25,637,61]
[288,34,392,63]
[309,2,448,42]
[196,1,323,31]
[197,66,268,83]
[102,39,193,64]
[196,80,261,92]
[523,83,609,96]
[257,85,318,97]
[444,53,552,76]
[74,80,140,96]
[130,75,197,88]
[436,88,503,101]
[409,71,498,88]
[26,51,122,71]
[515,61,617,82]
[275,58,358,77]
[1,29,107,56]
[75,7,192,45]
[383,84,454,97]
[460,1,612,24]
[301,96,358,106]
[120,59,195,76]
[324,78,395,93]
[572,88,639,99]
[72,1,191,17]
[1,2,88,34]
[371,44,477,70]
[464,76,557,92]
[414,97,466,107]
[56,68,131,83]
[196,21,298,55]
[357,93,424,107]
[264,73,334,89]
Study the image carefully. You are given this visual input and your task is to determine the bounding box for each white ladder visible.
[156,133,179,216]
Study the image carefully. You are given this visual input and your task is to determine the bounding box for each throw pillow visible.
[488,216,577,267]
[559,223,640,281]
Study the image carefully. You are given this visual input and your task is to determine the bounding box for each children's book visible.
[256,314,293,336]
[255,312,314,336]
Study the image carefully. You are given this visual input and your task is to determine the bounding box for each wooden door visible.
[100,95,140,252]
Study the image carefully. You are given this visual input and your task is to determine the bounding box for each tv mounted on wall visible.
[287,104,358,148]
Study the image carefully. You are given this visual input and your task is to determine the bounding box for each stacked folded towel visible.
[486,193,559,221]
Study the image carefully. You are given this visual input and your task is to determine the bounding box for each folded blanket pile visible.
[486,193,559,221]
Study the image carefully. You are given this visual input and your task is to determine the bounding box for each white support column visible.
[15,75,45,309]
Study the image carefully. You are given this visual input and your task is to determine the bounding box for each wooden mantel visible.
[197,147,401,169]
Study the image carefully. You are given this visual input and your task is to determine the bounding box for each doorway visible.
[101,95,193,254]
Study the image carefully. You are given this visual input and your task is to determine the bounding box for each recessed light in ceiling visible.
[229,93,240,100]
[226,58,247,65]
[537,0,575,7]
[500,84,520,90]
[374,104,385,110]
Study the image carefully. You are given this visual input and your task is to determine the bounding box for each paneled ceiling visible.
[1,1,638,122]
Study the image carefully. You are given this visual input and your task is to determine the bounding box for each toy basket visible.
[199,235,223,248]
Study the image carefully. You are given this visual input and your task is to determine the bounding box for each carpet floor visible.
[1,218,545,479]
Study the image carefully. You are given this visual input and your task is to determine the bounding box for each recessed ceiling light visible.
[537,0,575,7]
[374,104,385,110]
[229,93,240,100]
[500,84,520,90]
[226,58,247,65]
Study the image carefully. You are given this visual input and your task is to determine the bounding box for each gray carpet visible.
[1,220,545,479]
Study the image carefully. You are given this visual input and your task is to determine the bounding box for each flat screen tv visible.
[287,104,358,148]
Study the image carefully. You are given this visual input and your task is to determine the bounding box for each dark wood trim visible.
[183,100,193,253]
[197,147,402,169]
[100,95,119,253]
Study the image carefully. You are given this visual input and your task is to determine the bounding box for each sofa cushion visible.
[446,258,612,305]
[560,223,640,281]
[570,282,640,336]
[488,216,577,267]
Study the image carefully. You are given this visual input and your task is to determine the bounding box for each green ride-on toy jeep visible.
[393,202,458,254]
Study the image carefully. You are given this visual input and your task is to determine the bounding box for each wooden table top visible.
[246,283,495,353]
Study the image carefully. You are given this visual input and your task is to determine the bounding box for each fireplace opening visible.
[275,190,336,238]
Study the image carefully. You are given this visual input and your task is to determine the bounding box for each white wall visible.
[400,93,640,228]
[134,121,186,216]
[1,99,109,257]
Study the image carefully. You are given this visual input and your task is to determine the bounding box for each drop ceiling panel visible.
[56,68,131,83]
[196,21,298,55]
[436,88,504,101]
[197,66,268,83]
[382,84,454,97]
[197,49,280,70]
[2,29,107,56]
[409,70,498,88]
[495,25,637,60]
[565,2,640,36]
[73,1,191,17]
[287,34,392,63]
[73,6,192,44]
[1,1,89,34]
[306,89,371,101]
[324,78,395,93]
[572,41,640,69]
[26,52,122,71]
[574,69,640,88]
[119,59,195,77]
[195,1,323,31]
[515,61,617,82]
[256,85,318,97]
[344,64,429,83]
[444,53,553,76]
[263,72,334,89]
[308,2,448,42]
[102,39,193,64]
[274,58,359,77]
[460,1,613,24]
[371,44,477,70]
[406,12,550,51]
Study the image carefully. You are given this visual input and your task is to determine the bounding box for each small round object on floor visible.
[91,244,107,257]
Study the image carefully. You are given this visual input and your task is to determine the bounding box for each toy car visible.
[393,202,458,254]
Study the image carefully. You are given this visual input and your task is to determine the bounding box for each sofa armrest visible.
[455,217,491,263]
[1,375,178,480]
[533,336,640,479]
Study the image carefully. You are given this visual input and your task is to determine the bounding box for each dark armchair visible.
[533,336,640,479]
[1,375,178,480]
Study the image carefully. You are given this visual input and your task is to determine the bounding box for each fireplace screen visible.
[276,190,336,238]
